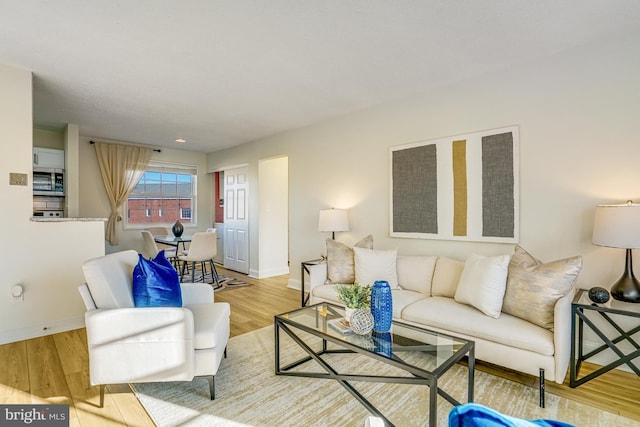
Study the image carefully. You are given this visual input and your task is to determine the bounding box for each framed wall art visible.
[390,126,519,243]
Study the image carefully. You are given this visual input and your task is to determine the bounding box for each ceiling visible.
[1,1,639,153]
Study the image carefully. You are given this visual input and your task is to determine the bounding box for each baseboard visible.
[287,278,302,291]
[255,266,290,279]
[0,315,85,345]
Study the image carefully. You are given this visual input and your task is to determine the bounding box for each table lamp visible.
[319,208,349,240]
[592,200,640,303]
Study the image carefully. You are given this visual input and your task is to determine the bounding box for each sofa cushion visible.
[354,247,398,288]
[391,289,428,318]
[431,257,464,298]
[312,283,341,303]
[396,256,437,294]
[402,297,554,356]
[326,235,373,284]
[454,254,510,318]
[503,245,582,330]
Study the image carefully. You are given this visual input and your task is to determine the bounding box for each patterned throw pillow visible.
[326,235,373,284]
[502,245,582,330]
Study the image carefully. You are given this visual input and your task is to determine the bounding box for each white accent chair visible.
[179,231,220,288]
[78,250,230,407]
[145,226,176,251]
[140,230,177,262]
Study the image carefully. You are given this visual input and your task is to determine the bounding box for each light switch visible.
[9,173,28,186]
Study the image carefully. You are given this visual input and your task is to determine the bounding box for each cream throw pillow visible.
[396,256,437,294]
[503,245,582,330]
[353,247,398,288]
[431,257,465,297]
[326,235,373,284]
[454,253,511,318]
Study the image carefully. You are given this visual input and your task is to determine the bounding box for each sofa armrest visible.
[307,262,328,294]
[85,307,195,384]
[553,288,576,383]
[180,282,214,305]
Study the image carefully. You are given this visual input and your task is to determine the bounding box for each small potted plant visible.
[335,283,372,322]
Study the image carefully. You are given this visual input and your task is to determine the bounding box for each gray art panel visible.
[481,133,514,237]
[392,144,437,233]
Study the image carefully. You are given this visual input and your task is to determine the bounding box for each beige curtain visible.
[94,141,152,245]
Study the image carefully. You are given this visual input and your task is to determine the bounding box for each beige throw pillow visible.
[353,247,399,288]
[326,235,373,284]
[431,257,465,297]
[502,245,582,330]
[396,255,438,294]
[454,253,511,319]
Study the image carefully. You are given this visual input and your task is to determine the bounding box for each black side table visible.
[300,259,324,306]
[570,289,640,387]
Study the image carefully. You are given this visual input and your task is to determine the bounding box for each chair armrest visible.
[85,307,195,384]
[553,288,575,383]
[180,282,214,305]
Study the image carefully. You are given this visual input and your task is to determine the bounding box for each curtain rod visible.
[89,140,162,153]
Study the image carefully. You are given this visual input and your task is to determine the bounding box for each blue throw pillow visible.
[449,403,575,427]
[133,250,182,307]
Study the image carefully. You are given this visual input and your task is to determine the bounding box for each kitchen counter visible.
[31,217,108,222]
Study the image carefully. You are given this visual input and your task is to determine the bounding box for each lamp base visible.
[611,274,640,303]
[610,249,640,303]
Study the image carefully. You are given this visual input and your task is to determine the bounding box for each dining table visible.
[154,234,193,254]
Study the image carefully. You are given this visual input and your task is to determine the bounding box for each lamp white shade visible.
[318,209,349,232]
[592,202,640,249]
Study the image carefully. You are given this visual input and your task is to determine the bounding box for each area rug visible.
[179,268,251,292]
[131,326,638,427]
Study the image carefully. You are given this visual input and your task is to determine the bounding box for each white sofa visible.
[306,251,580,407]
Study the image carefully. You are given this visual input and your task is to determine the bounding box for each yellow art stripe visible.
[452,139,467,236]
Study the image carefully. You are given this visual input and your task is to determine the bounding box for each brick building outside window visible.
[126,165,196,227]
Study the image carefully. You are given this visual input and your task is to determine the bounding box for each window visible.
[126,164,197,227]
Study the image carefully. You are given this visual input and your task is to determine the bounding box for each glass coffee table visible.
[274,302,475,426]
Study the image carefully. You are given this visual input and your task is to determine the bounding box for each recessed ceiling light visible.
[175,138,186,143]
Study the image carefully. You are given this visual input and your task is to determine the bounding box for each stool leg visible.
[210,260,220,289]
[180,260,187,281]
[201,261,207,282]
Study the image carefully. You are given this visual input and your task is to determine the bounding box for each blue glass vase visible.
[372,331,393,358]
[371,280,392,332]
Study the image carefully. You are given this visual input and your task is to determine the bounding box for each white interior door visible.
[223,166,249,274]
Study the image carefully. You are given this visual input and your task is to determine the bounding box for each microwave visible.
[33,168,65,196]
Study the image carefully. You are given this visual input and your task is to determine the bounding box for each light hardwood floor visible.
[1,267,639,426]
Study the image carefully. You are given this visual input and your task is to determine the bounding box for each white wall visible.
[78,136,214,255]
[258,156,289,278]
[0,64,105,344]
[207,32,640,295]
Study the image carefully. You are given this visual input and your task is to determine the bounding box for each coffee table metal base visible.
[275,318,474,427]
